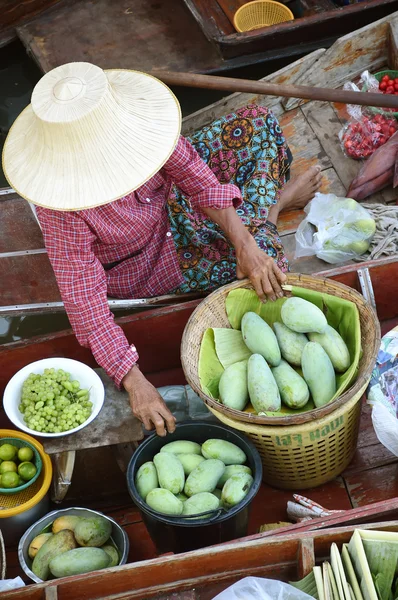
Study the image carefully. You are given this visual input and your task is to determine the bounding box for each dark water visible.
[0,39,302,345]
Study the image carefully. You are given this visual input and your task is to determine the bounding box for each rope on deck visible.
[357,203,398,260]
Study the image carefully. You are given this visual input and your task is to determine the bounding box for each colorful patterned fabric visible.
[168,104,291,294]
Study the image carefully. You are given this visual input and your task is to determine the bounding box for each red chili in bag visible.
[341,113,398,159]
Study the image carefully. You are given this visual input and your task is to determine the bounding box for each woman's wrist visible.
[122,364,141,392]
[234,232,257,257]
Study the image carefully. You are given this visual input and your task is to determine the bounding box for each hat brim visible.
[2,69,181,211]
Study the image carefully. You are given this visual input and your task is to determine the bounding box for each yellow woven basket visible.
[233,0,294,32]
[0,429,52,517]
[181,274,380,490]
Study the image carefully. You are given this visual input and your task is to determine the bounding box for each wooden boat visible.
[8,0,398,74]
[2,11,398,317]
[183,0,398,63]
[0,0,63,48]
[2,256,398,583]
[6,520,398,599]
[2,13,398,585]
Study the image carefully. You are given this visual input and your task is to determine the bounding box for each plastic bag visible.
[142,385,218,435]
[367,326,398,458]
[212,577,315,600]
[0,578,25,591]
[339,71,398,160]
[295,193,376,264]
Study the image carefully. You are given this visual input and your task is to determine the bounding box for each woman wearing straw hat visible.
[3,62,322,437]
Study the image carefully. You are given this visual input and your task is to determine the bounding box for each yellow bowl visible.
[0,429,52,518]
[234,0,294,32]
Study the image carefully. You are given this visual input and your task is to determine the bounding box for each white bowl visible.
[3,358,105,438]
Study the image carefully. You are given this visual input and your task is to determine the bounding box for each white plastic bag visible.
[295,193,376,264]
[0,577,25,591]
[212,577,315,600]
[372,403,398,457]
[367,326,398,457]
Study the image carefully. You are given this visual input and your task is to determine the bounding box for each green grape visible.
[20,368,93,433]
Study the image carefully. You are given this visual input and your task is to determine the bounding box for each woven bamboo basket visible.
[181,274,380,490]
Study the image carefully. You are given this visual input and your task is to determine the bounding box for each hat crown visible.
[53,77,85,101]
[31,62,108,123]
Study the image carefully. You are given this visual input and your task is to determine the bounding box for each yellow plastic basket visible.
[233,0,294,32]
[0,430,52,517]
[181,274,380,490]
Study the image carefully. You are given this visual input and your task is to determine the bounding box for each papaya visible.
[32,530,77,581]
[176,453,205,476]
[135,461,159,501]
[217,465,252,489]
[247,354,281,413]
[271,359,310,409]
[28,533,53,560]
[273,322,308,366]
[175,492,188,502]
[241,312,281,367]
[212,488,222,500]
[102,545,119,567]
[160,440,201,455]
[182,492,219,518]
[153,452,185,494]
[52,515,81,534]
[184,459,225,497]
[146,488,183,515]
[219,360,249,411]
[221,473,254,509]
[302,342,336,407]
[49,547,110,578]
[348,218,376,238]
[308,325,350,373]
[281,297,327,334]
[74,517,112,547]
[202,439,246,465]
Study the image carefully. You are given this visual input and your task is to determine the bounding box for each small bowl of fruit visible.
[366,70,398,117]
[0,438,42,494]
[3,358,105,438]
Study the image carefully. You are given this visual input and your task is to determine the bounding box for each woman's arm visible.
[202,205,286,301]
[164,137,286,300]
[37,208,176,437]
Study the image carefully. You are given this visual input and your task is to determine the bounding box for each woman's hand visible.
[123,366,176,437]
[236,238,287,302]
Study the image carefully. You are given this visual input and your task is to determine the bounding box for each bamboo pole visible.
[151,70,398,109]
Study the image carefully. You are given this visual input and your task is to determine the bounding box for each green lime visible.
[18,446,34,462]
[17,476,25,486]
[1,471,20,489]
[0,461,17,474]
[18,462,37,481]
[0,444,18,461]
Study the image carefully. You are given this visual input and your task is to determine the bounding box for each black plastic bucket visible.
[126,421,262,554]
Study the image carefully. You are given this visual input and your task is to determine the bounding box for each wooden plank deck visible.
[3,14,398,310]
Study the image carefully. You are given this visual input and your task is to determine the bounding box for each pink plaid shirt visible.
[37,136,242,387]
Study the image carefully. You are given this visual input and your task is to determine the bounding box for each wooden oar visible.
[150,70,398,109]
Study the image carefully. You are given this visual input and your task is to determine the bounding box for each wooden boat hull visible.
[0,258,397,585]
[3,13,398,316]
[6,520,398,599]
[184,0,398,62]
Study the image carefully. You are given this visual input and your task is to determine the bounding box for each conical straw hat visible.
[2,62,181,211]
